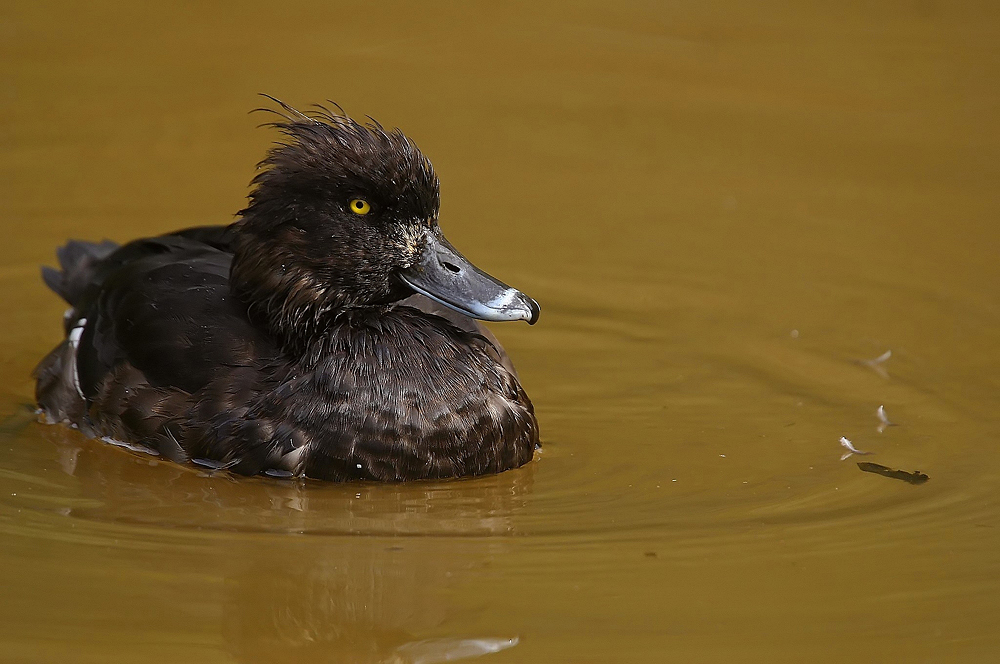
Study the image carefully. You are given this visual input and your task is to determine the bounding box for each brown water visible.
[3,1,1000,661]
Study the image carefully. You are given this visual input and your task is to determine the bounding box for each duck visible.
[33,98,540,481]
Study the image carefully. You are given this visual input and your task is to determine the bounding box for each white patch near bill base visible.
[67,318,87,399]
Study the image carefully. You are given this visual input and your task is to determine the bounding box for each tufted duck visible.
[34,99,540,481]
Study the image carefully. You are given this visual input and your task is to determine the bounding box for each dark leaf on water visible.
[857,462,929,485]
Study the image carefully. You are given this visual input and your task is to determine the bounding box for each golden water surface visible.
[3,1,1000,662]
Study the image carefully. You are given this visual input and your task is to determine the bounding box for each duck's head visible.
[232,99,538,343]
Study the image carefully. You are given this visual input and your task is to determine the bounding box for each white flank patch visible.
[67,318,87,399]
[279,443,309,473]
[101,435,160,456]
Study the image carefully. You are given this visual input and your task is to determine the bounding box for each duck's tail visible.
[41,239,119,308]
[36,239,119,421]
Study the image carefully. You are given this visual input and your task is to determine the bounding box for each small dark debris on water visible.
[857,462,929,485]
[839,436,872,460]
[644,551,657,558]
[876,404,897,433]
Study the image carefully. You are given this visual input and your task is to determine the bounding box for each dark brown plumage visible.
[34,99,539,481]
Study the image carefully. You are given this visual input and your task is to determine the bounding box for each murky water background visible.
[3,1,1000,661]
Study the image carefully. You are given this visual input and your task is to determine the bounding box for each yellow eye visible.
[349,199,371,215]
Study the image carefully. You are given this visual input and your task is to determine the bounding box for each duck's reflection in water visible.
[44,428,531,663]
[222,537,520,664]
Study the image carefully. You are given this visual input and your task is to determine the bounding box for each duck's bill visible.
[399,230,539,324]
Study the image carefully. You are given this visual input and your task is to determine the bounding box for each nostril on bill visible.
[442,261,461,273]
